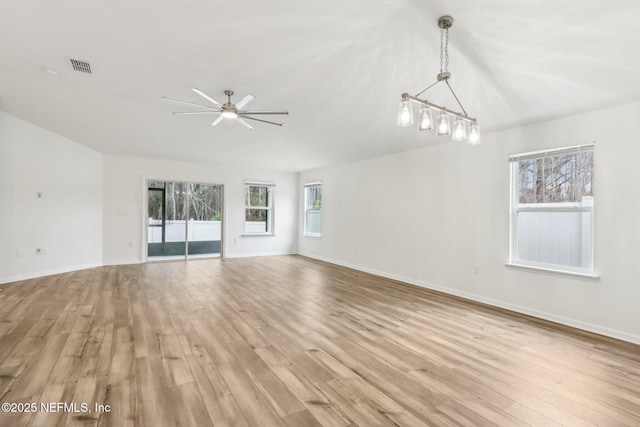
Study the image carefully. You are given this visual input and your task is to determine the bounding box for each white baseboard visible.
[225,251,296,259]
[299,252,640,346]
[0,262,103,286]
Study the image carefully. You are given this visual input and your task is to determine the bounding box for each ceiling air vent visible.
[66,57,92,74]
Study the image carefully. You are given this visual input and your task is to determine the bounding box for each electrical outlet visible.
[16,249,24,257]
[41,247,47,255]
[35,248,42,255]
[36,191,45,199]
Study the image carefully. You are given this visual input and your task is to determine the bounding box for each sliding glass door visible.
[147,180,223,261]
[186,183,222,258]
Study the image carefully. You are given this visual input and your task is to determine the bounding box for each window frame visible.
[508,144,595,276]
[244,181,275,236]
[304,182,322,237]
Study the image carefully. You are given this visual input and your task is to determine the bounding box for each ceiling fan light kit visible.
[162,88,288,130]
[398,15,480,145]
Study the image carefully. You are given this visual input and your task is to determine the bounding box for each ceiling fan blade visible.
[239,110,289,115]
[241,115,283,126]
[210,115,224,126]
[191,88,222,107]
[173,111,220,115]
[236,118,254,130]
[235,95,255,110]
[161,96,216,110]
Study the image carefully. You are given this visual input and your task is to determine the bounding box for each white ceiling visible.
[1,0,639,172]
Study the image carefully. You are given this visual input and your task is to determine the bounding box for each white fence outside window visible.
[148,220,221,243]
[515,198,592,269]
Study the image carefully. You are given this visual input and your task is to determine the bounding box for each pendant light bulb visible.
[397,100,414,127]
[452,118,467,141]
[418,106,433,131]
[467,123,481,145]
[436,112,451,136]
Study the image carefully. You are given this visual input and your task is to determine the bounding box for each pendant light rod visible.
[414,80,440,98]
[445,80,468,117]
[402,93,477,124]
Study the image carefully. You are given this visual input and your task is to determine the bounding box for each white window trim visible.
[245,180,276,187]
[244,181,275,236]
[508,144,595,275]
[508,143,594,162]
[505,263,599,280]
[303,182,322,237]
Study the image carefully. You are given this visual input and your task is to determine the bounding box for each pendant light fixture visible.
[397,100,414,127]
[436,112,451,136]
[452,118,467,141]
[418,106,433,131]
[397,15,480,145]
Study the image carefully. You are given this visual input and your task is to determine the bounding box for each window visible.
[244,182,274,234]
[304,182,322,236]
[509,144,594,275]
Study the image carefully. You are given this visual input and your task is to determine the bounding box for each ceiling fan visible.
[162,88,288,130]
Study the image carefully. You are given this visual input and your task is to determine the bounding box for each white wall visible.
[299,101,640,344]
[103,155,297,264]
[0,111,103,284]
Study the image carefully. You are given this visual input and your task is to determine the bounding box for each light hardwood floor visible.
[0,255,639,426]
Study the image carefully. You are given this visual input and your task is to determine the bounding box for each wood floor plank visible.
[108,326,134,385]
[226,339,305,418]
[0,333,27,368]
[436,400,497,427]
[278,345,337,385]
[282,409,323,427]
[132,301,159,359]
[135,355,177,427]
[453,356,617,426]
[103,378,136,427]
[158,333,194,388]
[319,380,397,427]
[185,354,249,427]
[0,336,44,370]
[79,322,114,377]
[190,317,237,365]
[217,361,286,427]
[168,382,214,427]
[0,365,20,400]
[0,256,638,426]
[316,337,452,423]
[67,375,108,427]
[268,364,353,427]
[0,395,38,427]
[334,377,431,427]
[4,333,69,401]
[29,381,76,427]
[504,402,566,427]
